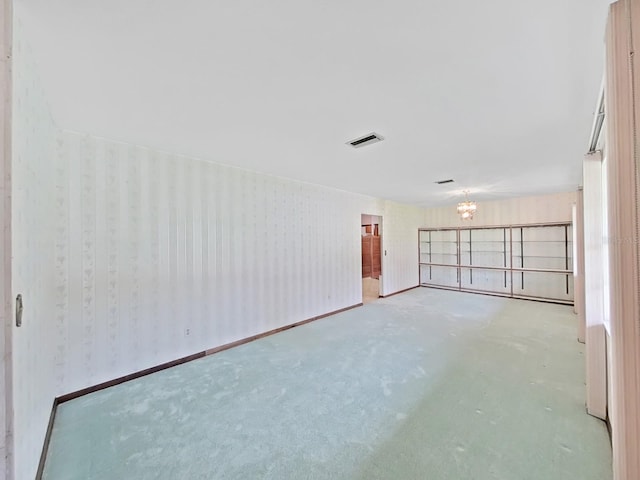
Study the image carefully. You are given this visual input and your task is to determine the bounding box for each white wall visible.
[422,191,577,228]
[0,0,12,477]
[378,202,423,293]
[48,131,421,395]
[11,33,424,479]
[11,19,57,480]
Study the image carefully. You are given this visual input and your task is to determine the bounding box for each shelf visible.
[514,255,572,259]
[418,223,574,304]
[513,240,573,243]
[459,250,508,254]
[460,241,508,244]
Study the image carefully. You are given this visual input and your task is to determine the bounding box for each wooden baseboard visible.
[35,399,59,480]
[57,303,363,402]
[419,284,574,306]
[56,351,206,404]
[206,303,363,355]
[380,285,419,298]
[37,302,364,476]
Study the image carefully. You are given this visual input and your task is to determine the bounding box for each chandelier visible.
[457,191,477,220]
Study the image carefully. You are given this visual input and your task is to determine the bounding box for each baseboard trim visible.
[380,285,419,298]
[56,351,206,404]
[58,303,363,402]
[205,303,363,356]
[419,284,574,306]
[35,398,59,480]
[37,302,363,476]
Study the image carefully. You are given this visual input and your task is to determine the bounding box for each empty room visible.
[2,0,640,479]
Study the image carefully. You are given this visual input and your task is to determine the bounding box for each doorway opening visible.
[361,214,382,303]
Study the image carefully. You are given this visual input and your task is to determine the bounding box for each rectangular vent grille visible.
[352,135,377,146]
[347,132,384,148]
[435,179,454,184]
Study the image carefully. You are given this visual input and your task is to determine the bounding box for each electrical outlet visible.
[185,328,190,336]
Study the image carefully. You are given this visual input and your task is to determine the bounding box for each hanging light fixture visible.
[457,191,477,220]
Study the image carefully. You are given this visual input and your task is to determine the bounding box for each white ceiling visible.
[16,0,611,207]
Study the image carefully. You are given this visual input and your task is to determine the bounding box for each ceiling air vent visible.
[347,132,384,148]
[435,179,454,184]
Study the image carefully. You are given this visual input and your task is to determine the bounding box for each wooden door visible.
[371,236,381,279]
[361,236,372,278]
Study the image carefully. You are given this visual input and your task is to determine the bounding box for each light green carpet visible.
[43,288,612,479]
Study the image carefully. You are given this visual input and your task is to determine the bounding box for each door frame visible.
[604,2,640,477]
[360,213,383,299]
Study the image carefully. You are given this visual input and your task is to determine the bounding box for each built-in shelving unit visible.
[419,223,573,304]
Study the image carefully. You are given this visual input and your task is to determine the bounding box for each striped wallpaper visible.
[10,14,579,480]
[11,30,424,477]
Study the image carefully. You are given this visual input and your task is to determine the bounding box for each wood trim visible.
[205,303,363,355]
[56,303,364,403]
[34,399,58,480]
[0,0,12,478]
[419,262,573,275]
[35,302,363,475]
[419,285,574,306]
[575,190,586,343]
[510,295,574,306]
[418,221,573,232]
[380,285,419,298]
[605,2,640,478]
[56,352,206,404]
[417,229,421,286]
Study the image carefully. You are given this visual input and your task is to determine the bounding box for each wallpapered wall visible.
[11,24,424,479]
[11,12,578,480]
[0,1,11,476]
[11,20,58,480]
[422,192,577,228]
[50,131,426,396]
